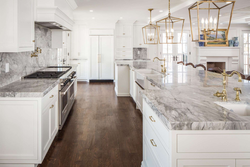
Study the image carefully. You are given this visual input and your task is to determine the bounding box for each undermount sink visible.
[136,69,162,76]
[215,102,250,116]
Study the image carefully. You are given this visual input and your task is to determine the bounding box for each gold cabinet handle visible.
[123,33,125,35]
[150,139,157,147]
[139,44,142,45]
[50,105,54,109]
[123,46,125,47]
[50,95,54,98]
[32,40,35,42]
[150,83,155,87]
[149,116,156,122]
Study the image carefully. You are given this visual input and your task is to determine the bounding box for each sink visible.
[215,102,250,116]
[136,69,161,75]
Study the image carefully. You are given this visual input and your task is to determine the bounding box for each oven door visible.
[59,78,76,128]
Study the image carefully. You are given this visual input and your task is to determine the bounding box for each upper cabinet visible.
[133,24,148,48]
[115,22,133,59]
[0,0,35,52]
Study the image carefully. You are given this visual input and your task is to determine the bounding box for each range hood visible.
[35,7,74,31]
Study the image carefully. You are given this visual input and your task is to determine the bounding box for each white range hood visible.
[35,0,77,31]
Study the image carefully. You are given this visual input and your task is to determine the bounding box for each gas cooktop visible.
[24,66,72,79]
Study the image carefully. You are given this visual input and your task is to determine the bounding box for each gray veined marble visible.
[0,24,60,88]
[133,48,147,59]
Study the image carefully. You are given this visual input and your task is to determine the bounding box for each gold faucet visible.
[31,47,42,57]
[153,57,167,73]
[214,69,242,102]
[234,87,242,102]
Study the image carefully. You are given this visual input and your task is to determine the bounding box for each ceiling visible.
[73,0,250,24]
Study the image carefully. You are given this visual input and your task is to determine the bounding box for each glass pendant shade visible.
[156,0,185,44]
[188,0,235,43]
[142,9,160,44]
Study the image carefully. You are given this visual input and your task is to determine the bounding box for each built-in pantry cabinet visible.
[0,0,34,52]
[115,22,133,59]
[0,86,58,167]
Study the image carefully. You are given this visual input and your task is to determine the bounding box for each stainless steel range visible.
[58,71,76,130]
[24,66,77,130]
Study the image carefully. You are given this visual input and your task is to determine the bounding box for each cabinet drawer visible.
[143,100,170,151]
[144,138,160,167]
[147,80,160,90]
[178,159,235,167]
[144,118,170,167]
[42,85,58,110]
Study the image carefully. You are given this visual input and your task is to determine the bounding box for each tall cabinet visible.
[115,22,133,59]
[89,36,114,80]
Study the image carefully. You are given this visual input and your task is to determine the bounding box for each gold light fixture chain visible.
[168,0,171,16]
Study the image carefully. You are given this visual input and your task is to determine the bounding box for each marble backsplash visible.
[133,48,147,59]
[0,24,59,87]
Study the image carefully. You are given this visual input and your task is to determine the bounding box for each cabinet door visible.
[50,100,58,140]
[134,25,144,47]
[130,69,133,97]
[70,60,89,80]
[136,84,143,112]
[90,36,99,79]
[99,36,114,80]
[236,160,250,167]
[178,159,235,167]
[143,139,159,167]
[123,25,133,36]
[18,0,34,50]
[41,105,50,158]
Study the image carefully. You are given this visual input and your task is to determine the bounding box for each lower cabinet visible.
[41,98,58,159]
[178,159,235,167]
[70,60,88,81]
[0,85,59,166]
[136,83,143,112]
[142,98,250,167]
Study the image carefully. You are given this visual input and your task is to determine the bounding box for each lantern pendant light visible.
[142,9,160,44]
[156,0,185,44]
[188,0,235,43]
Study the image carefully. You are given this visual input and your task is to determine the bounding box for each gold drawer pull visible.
[50,95,54,98]
[123,33,125,35]
[123,46,125,47]
[149,116,156,122]
[150,83,155,87]
[150,139,157,147]
[50,105,54,109]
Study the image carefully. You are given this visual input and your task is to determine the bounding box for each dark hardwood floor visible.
[38,82,143,167]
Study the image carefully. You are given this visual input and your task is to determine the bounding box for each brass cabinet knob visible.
[50,95,54,98]
[50,105,54,109]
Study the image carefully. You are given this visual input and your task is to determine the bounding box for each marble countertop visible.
[115,59,250,130]
[0,64,77,98]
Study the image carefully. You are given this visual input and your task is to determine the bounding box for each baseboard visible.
[77,79,89,82]
[116,93,130,97]
[89,79,114,83]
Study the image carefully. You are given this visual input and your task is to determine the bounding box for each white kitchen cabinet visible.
[115,64,130,96]
[70,60,88,81]
[136,83,143,112]
[0,85,59,166]
[115,22,133,59]
[0,0,34,52]
[236,160,250,167]
[116,24,133,36]
[90,36,114,80]
[178,159,235,167]
[41,98,58,159]
[133,25,148,48]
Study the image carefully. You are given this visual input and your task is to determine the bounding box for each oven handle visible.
[60,79,76,95]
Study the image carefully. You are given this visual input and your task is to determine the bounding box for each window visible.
[243,32,250,75]
[178,33,188,63]
[162,33,173,71]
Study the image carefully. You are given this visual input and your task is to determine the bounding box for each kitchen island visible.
[115,60,250,167]
[139,63,250,167]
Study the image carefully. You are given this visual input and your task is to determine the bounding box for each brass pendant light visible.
[156,0,185,44]
[142,9,160,44]
[188,0,235,43]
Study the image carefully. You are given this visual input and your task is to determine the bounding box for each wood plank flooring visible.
[38,82,143,167]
